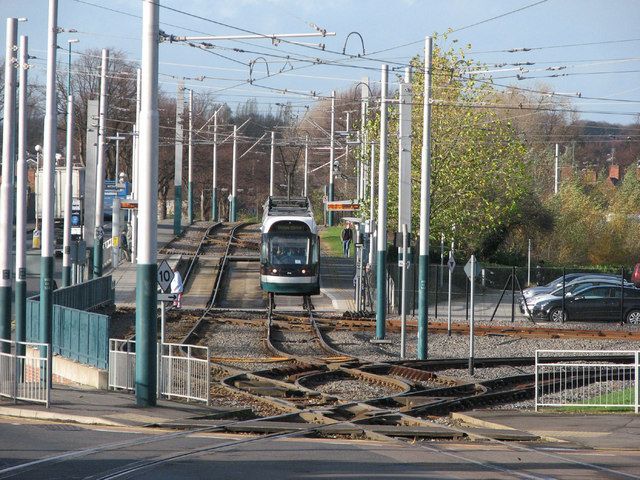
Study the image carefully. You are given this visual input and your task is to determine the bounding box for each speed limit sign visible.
[157,260,174,292]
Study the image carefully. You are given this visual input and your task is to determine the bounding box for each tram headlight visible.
[301,269,306,274]
[272,268,278,274]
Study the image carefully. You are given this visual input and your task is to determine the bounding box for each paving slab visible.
[453,410,640,449]
[0,385,241,428]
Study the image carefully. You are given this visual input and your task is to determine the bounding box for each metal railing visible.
[160,343,210,405]
[535,350,640,413]
[108,339,210,405]
[108,339,136,392]
[0,338,50,407]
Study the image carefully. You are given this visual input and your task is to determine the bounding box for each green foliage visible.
[364,39,531,256]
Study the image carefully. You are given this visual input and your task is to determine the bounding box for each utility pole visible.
[269,131,275,197]
[40,0,58,377]
[554,143,559,194]
[135,0,159,407]
[211,111,218,221]
[328,90,336,227]
[0,18,17,348]
[62,38,79,287]
[15,34,28,354]
[93,48,109,278]
[375,64,389,340]
[345,111,350,192]
[131,68,141,263]
[230,125,237,222]
[107,133,125,180]
[187,89,193,224]
[304,134,309,197]
[359,77,369,203]
[62,96,74,286]
[397,67,412,313]
[368,143,376,267]
[173,80,184,235]
[417,37,433,360]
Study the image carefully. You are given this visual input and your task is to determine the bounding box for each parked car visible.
[522,273,623,300]
[527,284,640,324]
[521,277,635,314]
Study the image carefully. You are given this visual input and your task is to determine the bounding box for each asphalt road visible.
[1,418,639,480]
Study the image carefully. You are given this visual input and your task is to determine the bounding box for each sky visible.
[1,0,640,124]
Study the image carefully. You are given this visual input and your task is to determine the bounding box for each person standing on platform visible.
[171,269,184,308]
[341,222,353,258]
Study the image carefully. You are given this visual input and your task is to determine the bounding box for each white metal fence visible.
[0,338,50,407]
[160,343,210,405]
[108,339,210,404]
[535,350,640,413]
[108,338,136,392]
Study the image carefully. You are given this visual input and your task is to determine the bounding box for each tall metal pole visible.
[368,143,376,267]
[527,238,532,285]
[63,39,77,287]
[187,89,193,224]
[211,111,218,221]
[230,125,237,222]
[469,254,476,375]
[417,37,433,360]
[303,134,309,197]
[328,90,336,226]
[93,48,109,278]
[554,143,559,194]
[15,34,28,354]
[400,223,408,359]
[135,0,159,407]
[173,80,184,235]
[0,18,17,348]
[40,0,58,375]
[269,131,275,197]
[375,65,389,340]
[131,68,141,263]
[360,77,369,204]
[447,240,454,336]
[62,94,74,287]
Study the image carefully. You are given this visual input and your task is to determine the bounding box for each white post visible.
[527,238,532,285]
[15,34,28,348]
[0,18,17,346]
[230,125,237,222]
[131,67,141,263]
[469,254,476,375]
[400,223,408,359]
[368,143,376,267]
[269,131,275,197]
[397,67,412,234]
[447,241,454,336]
[439,232,445,286]
[328,90,336,226]
[187,89,193,224]
[40,0,58,380]
[304,134,309,197]
[360,77,369,203]
[135,0,160,407]
[211,111,218,221]
[173,80,184,235]
[62,93,74,286]
[93,48,109,277]
[554,143,559,195]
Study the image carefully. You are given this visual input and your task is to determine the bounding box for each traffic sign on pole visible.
[158,292,178,302]
[447,255,456,273]
[157,260,174,292]
[464,257,481,279]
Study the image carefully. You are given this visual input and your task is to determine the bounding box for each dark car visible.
[529,284,640,324]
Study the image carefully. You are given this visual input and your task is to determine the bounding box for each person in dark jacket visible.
[341,223,353,257]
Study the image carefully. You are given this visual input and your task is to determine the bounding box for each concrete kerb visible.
[0,405,125,427]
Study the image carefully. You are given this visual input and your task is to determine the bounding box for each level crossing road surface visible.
[1,415,639,479]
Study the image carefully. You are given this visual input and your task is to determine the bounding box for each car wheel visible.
[548,307,566,323]
[626,309,640,325]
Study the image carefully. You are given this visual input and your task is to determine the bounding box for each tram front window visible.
[269,236,309,265]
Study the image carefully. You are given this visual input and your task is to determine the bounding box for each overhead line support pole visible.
[173,80,184,235]
[187,89,193,224]
[375,65,389,340]
[135,0,160,407]
[0,18,17,349]
[328,90,336,227]
[418,36,433,360]
[269,131,275,197]
[93,48,109,278]
[230,125,237,222]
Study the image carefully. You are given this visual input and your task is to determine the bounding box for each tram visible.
[260,196,320,313]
